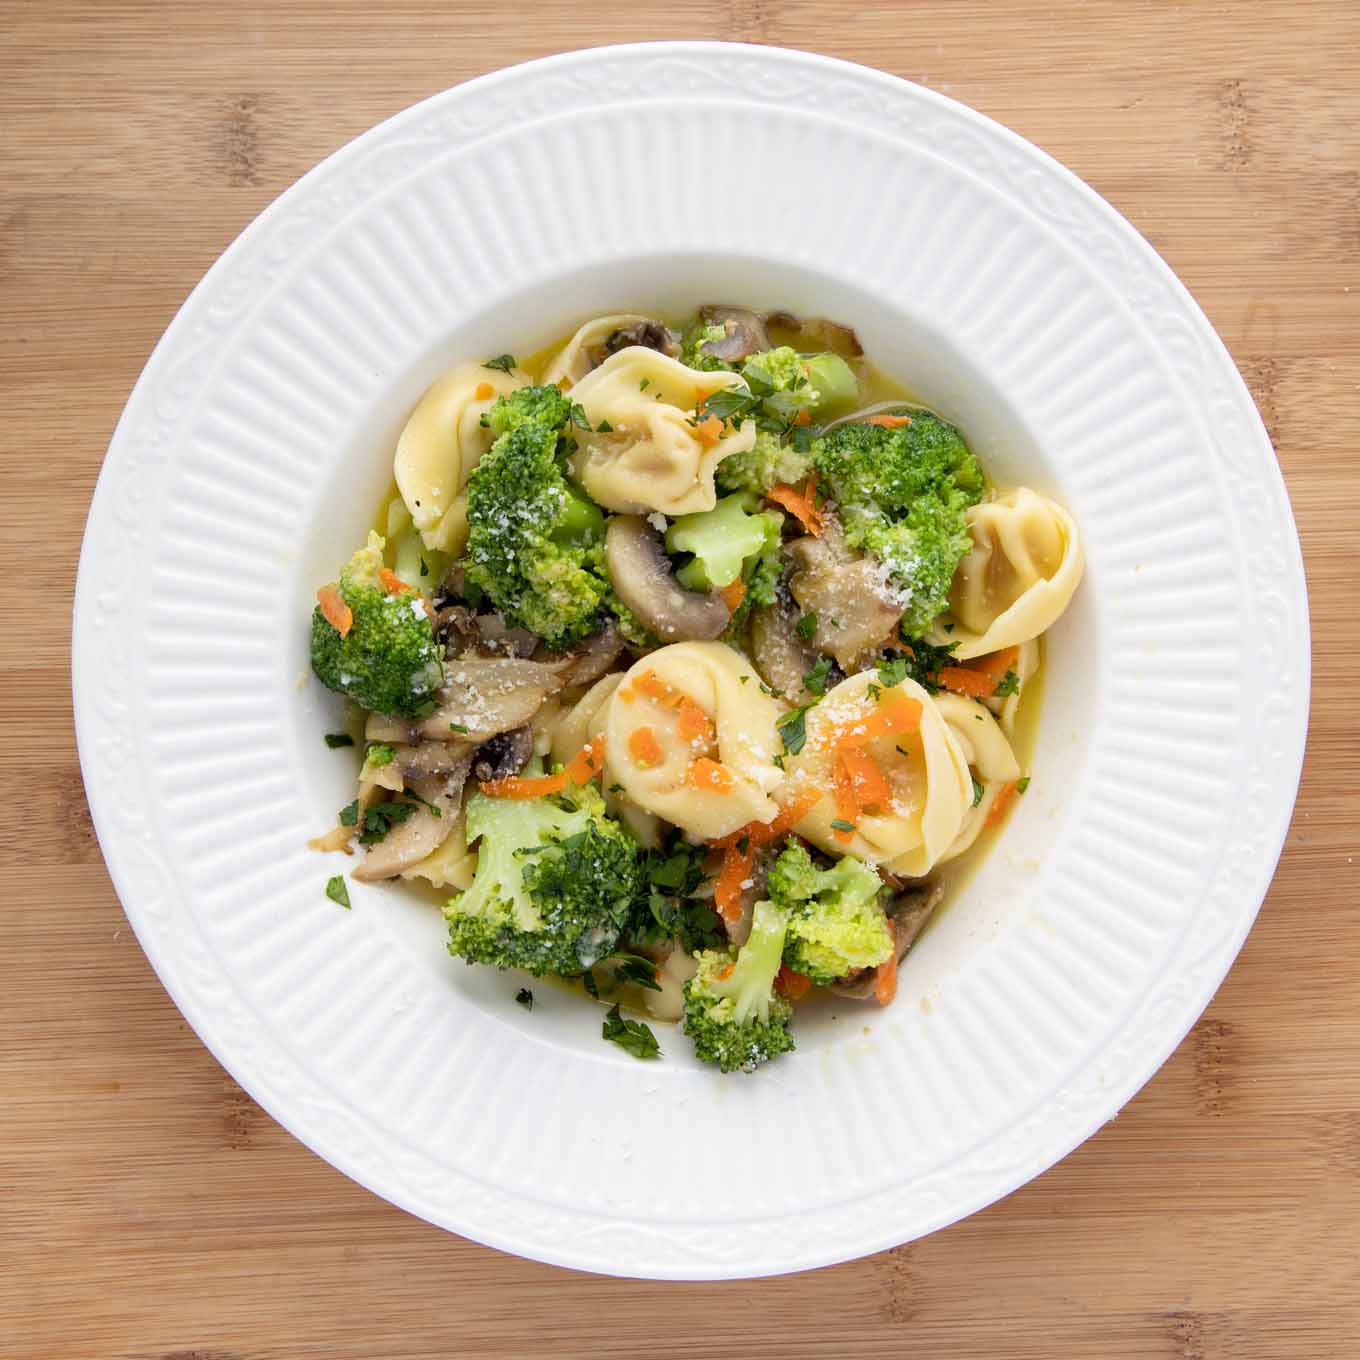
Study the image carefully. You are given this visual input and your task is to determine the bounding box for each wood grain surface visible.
[4,2,1357,1356]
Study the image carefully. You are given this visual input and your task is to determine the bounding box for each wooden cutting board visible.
[4,3,1356,1356]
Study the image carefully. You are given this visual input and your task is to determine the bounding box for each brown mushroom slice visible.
[750,601,818,704]
[352,759,474,881]
[390,741,478,781]
[551,619,626,690]
[365,713,419,745]
[416,655,570,741]
[787,518,903,672]
[471,726,535,783]
[603,320,680,360]
[605,515,731,642]
[696,305,770,363]
[765,310,863,357]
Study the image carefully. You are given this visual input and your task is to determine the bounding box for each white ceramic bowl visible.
[73,42,1308,1279]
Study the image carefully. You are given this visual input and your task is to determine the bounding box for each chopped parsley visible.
[608,782,624,794]
[419,557,430,577]
[993,669,1021,698]
[776,704,814,755]
[325,875,351,909]
[515,987,534,1010]
[795,613,818,642]
[611,954,662,992]
[482,353,516,374]
[365,743,396,768]
[896,637,960,693]
[597,418,613,432]
[357,800,417,845]
[639,377,650,391]
[970,775,984,808]
[324,732,355,749]
[602,1004,660,1060]
[449,721,469,734]
[876,656,908,688]
[582,968,600,1000]
[1017,776,1032,794]
[803,655,834,697]
[830,818,855,833]
[338,799,359,827]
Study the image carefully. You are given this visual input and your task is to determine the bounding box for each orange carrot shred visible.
[970,645,1021,682]
[775,964,813,1001]
[628,726,664,768]
[676,698,715,747]
[474,380,495,401]
[874,922,899,1006]
[714,841,753,924]
[694,414,724,446]
[316,585,353,638]
[984,780,1019,828]
[792,409,812,427]
[632,670,678,707]
[937,666,997,700]
[707,788,821,851]
[827,688,923,749]
[767,478,823,535]
[481,770,567,799]
[839,747,891,813]
[685,757,734,793]
[563,737,606,786]
[866,414,913,429]
[831,758,859,840]
[719,578,746,612]
[379,567,413,595]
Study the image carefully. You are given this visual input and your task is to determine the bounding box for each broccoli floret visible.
[310,531,444,718]
[601,587,661,651]
[446,781,644,976]
[682,898,795,1073]
[768,840,894,986]
[812,412,984,637]
[669,492,785,591]
[463,388,609,647]
[483,384,575,437]
[716,428,816,496]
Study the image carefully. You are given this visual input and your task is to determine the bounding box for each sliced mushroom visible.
[352,758,474,881]
[787,516,903,672]
[750,597,819,703]
[603,320,679,360]
[471,726,534,783]
[604,515,730,642]
[388,741,478,781]
[697,305,770,363]
[435,604,538,659]
[473,612,539,658]
[766,310,863,357]
[419,654,570,741]
[550,619,626,691]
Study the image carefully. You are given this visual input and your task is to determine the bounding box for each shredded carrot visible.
[775,964,813,1001]
[474,380,495,401]
[717,962,736,981]
[792,409,812,427]
[984,780,1018,828]
[676,699,715,747]
[379,567,413,595]
[866,414,913,429]
[481,770,566,799]
[316,585,353,638]
[563,737,606,786]
[970,645,1020,682]
[694,414,724,447]
[839,747,891,813]
[719,578,746,612]
[831,759,859,841]
[628,726,664,768]
[685,757,735,793]
[874,922,899,1006]
[827,688,923,749]
[618,686,636,703]
[632,670,677,707]
[937,666,997,700]
[767,478,823,535]
[708,788,821,851]
[714,840,753,924]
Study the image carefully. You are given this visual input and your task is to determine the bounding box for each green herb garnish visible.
[777,704,814,755]
[1017,776,1031,794]
[515,987,533,1010]
[325,875,351,909]
[830,818,855,833]
[357,800,417,845]
[338,799,359,827]
[971,775,984,808]
[795,613,818,641]
[803,655,834,697]
[482,353,516,374]
[993,669,1020,698]
[324,732,355,749]
[602,1004,661,1060]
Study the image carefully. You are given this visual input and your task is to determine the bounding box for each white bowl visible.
[73,42,1309,1279]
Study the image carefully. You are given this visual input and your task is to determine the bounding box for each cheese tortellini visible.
[943,488,1083,660]
[394,361,526,555]
[605,642,784,842]
[933,692,1021,864]
[787,674,973,877]
[569,348,756,516]
[540,314,660,389]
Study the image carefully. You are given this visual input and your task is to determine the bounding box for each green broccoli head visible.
[715,429,816,496]
[310,531,444,718]
[446,781,644,976]
[768,839,894,986]
[463,390,609,647]
[682,897,795,1073]
[812,412,984,637]
[669,492,785,592]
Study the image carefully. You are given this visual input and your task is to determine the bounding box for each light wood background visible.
[4,2,1357,1356]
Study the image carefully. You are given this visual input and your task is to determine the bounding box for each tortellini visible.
[787,673,973,877]
[540,314,660,389]
[399,815,477,891]
[394,361,526,554]
[569,348,756,516]
[605,642,784,842]
[933,692,1021,864]
[943,488,1083,660]
[551,672,661,849]
[985,637,1040,741]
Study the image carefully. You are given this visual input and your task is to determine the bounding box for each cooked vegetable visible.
[668,492,784,592]
[716,429,816,496]
[445,778,644,976]
[682,897,796,1073]
[310,533,444,718]
[604,515,730,641]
